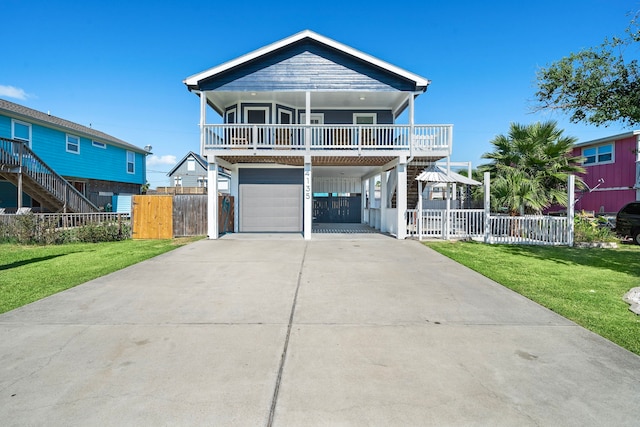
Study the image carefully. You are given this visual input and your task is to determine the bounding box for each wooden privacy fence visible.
[132,195,234,239]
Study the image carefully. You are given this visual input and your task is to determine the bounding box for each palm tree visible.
[480,121,584,215]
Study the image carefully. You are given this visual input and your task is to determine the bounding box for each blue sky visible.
[1,0,637,188]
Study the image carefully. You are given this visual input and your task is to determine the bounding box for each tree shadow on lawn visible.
[497,244,640,278]
[0,254,72,271]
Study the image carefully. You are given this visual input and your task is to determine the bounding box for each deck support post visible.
[396,159,407,239]
[483,172,490,243]
[380,171,388,233]
[17,142,23,208]
[304,156,312,240]
[207,156,219,239]
[417,180,423,240]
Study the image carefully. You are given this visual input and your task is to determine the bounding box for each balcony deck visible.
[202,124,452,165]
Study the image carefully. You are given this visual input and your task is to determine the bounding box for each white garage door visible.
[239,184,302,232]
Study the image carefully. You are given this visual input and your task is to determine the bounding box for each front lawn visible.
[425,241,640,355]
[0,238,200,314]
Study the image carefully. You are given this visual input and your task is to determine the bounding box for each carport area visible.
[1,238,639,426]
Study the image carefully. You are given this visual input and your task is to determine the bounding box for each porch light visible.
[251,92,256,96]
[359,96,366,100]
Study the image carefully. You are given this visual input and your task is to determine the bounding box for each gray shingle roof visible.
[0,98,146,153]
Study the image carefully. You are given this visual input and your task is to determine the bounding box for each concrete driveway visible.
[1,234,639,426]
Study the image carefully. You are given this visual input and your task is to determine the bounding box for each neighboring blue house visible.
[167,151,230,193]
[0,99,148,212]
[184,30,453,239]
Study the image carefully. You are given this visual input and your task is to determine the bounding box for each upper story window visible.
[66,134,80,154]
[126,151,135,174]
[92,140,106,149]
[583,143,614,165]
[353,113,377,125]
[187,158,196,171]
[12,119,31,147]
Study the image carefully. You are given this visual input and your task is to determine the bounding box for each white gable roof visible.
[184,30,430,90]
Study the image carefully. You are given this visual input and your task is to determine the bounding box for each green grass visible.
[0,238,201,314]
[425,241,640,355]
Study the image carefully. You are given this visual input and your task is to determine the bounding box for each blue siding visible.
[297,109,393,124]
[0,113,145,185]
[200,40,415,92]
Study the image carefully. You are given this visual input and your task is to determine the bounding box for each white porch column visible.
[199,91,207,155]
[304,156,312,240]
[396,161,407,239]
[484,172,490,243]
[305,91,311,150]
[230,166,239,233]
[567,174,575,247]
[380,171,388,232]
[207,157,219,239]
[417,180,423,240]
[368,177,376,228]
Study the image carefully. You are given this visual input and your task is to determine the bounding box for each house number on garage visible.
[304,170,311,200]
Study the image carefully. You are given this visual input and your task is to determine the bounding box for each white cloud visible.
[0,85,30,100]
[147,154,177,167]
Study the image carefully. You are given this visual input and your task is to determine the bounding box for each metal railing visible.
[202,124,452,153]
[0,137,99,212]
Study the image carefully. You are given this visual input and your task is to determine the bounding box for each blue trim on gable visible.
[199,40,416,92]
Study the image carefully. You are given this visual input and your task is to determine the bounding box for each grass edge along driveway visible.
[0,238,200,314]
[425,241,640,356]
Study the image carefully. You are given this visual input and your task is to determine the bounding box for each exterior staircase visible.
[390,160,430,209]
[0,137,99,213]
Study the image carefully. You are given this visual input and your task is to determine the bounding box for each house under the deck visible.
[184,30,452,239]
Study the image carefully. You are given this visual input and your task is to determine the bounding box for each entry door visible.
[244,107,269,144]
[300,113,324,146]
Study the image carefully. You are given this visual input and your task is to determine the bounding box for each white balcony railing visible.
[202,124,452,153]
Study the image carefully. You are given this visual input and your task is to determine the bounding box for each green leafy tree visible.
[481,121,585,215]
[535,17,640,126]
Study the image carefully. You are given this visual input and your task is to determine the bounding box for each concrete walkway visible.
[1,236,639,426]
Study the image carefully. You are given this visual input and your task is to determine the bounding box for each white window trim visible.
[187,158,196,172]
[92,140,107,149]
[11,119,32,147]
[225,107,237,124]
[244,106,270,124]
[300,113,324,125]
[66,134,80,154]
[126,150,135,174]
[277,108,293,124]
[582,143,615,166]
[353,113,377,125]
[174,176,182,187]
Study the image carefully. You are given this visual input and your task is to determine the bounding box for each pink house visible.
[572,131,640,214]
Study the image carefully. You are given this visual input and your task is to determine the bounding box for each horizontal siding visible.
[0,113,144,185]
[169,160,208,187]
[574,188,636,214]
[239,168,303,185]
[201,41,415,92]
[573,136,636,189]
[297,109,393,124]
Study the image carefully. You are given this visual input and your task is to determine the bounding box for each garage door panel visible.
[240,184,302,232]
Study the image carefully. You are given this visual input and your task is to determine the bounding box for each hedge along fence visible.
[0,212,131,244]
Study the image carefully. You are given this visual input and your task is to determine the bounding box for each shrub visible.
[574,214,618,243]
